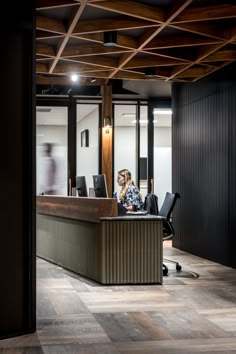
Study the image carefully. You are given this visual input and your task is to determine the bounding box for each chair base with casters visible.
[144,191,181,276]
[163,260,182,275]
[159,193,181,276]
[163,232,182,275]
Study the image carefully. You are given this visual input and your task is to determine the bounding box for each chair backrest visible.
[143,193,159,215]
[159,192,180,219]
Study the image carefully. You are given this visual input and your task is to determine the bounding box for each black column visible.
[68,97,77,193]
[147,101,154,193]
[0,2,36,339]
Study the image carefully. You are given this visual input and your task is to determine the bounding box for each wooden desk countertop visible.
[37,195,118,223]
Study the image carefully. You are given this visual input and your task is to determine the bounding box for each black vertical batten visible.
[172,62,236,268]
[147,100,154,192]
[0,1,36,338]
[136,102,140,187]
[111,103,115,192]
[99,103,103,173]
[68,97,77,192]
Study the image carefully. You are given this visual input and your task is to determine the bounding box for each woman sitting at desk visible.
[117,169,143,211]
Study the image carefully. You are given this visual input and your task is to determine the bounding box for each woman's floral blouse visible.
[120,185,143,210]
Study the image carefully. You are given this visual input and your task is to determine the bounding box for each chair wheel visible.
[163,264,168,276]
[176,264,182,271]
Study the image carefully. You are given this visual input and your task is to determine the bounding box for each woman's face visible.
[117,173,125,186]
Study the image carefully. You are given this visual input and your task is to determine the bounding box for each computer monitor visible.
[76,176,88,197]
[92,174,108,198]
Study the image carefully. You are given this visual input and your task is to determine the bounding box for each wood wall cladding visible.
[172,62,236,268]
[101,84,113,197]
[101,128,113,198]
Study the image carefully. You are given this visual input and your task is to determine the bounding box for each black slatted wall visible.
[172,62,236,268]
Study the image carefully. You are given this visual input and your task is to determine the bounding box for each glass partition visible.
[139,105,148,198]
[76,103,99,191]
[113,102,148,202]
[36,106,68,195]
[153,108,172,207]
[114,103,137,195]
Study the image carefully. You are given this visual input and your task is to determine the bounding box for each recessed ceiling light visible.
[71,74,79,82]
[104,31,117,47]
[144,67,158,78]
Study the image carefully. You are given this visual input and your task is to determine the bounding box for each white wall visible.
[154,127,171,147]
[114,127,136,194]
[76,107,99,190]
[154,147,172,208]
[36,125,68,195]
[114,125,172,206]
[154,126,172,207]
[140,126,148,156]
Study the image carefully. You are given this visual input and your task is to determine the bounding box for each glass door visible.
[153,107,172,207]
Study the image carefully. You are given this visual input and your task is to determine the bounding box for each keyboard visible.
[126,210,148,215]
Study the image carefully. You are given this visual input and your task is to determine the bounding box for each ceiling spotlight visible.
[90,77,96,83]
[104,31,117,47]
[144,67,158,78]
[70,74,79,82]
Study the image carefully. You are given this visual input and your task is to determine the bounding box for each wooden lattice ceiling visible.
[36,0,236,87]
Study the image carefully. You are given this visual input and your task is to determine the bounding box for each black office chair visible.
[144,191,181,275]
[159,192,181,276]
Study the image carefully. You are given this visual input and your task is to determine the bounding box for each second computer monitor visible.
[76,176,88,197]
[92,174,108,198]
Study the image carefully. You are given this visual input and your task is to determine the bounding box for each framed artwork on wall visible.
[81,129,89,147]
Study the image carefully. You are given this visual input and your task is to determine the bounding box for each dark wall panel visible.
[0,3,36,338]
[172,63,236,268]
[228,80,236,268]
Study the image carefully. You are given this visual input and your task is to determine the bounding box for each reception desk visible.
[37,196,163,284]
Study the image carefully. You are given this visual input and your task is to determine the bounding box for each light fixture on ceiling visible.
[144,67,158,78]
[153,108,172,115]
[90,77,96,83]
[70,74,79,82]
[103,31,117,47]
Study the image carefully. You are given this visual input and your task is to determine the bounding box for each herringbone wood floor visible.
[1,241,236,353]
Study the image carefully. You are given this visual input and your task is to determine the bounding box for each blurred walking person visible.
[39,142,57,195]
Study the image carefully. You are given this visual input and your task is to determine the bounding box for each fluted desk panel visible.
[37,196,163,284]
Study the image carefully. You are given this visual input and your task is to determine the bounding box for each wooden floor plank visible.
[1,242,236,353]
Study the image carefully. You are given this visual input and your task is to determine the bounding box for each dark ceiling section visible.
[36,0,236,94]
